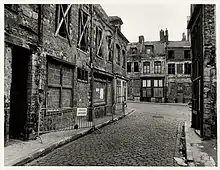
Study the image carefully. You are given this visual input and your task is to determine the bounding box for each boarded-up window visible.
[96,27,103,57]
[47,60,73,109]
[78,9,89,52]
[56,4,71,38]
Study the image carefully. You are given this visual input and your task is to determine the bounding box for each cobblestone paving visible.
[26,103,188,166]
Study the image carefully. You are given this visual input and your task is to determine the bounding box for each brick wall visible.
[202,4,216,139]
[4,44,12,145]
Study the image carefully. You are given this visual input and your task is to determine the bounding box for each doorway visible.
[9,46,30,139]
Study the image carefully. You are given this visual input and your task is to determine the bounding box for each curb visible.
[127,101,188,107]
[184,121,195,166]
[11,109,135,166]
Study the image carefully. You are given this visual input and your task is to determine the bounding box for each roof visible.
[167,41,191,48]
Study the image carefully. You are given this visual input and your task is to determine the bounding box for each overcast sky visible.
[101,3,191,42]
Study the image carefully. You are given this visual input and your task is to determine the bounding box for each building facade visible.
[187,4,216,139]
[4,4,129,144]
[166,39,192,103]
[127,35,167,102]
[127,30,192,103]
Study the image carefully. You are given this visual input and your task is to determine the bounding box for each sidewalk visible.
[127,100,188,106]
[4,108,134,166]
[184,109,217,167]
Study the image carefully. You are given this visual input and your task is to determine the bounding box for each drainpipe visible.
[89,4,94,122]
[112,26,117,119]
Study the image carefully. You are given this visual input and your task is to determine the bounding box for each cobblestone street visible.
[26,103,189,166]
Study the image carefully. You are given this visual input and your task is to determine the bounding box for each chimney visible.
[165,28,168,43]
[160,29,165,42]
[138,35,145,43]
[187,16,190,41]
[182,32,186,41]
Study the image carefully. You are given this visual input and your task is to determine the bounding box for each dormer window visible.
[131,47,137,54]
[145,45,154,54]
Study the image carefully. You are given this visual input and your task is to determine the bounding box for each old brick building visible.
[127,35,166,102]
[4,4,128,144]
[166,37,192,103]
[187,4,216,139]
[127,29,192,103]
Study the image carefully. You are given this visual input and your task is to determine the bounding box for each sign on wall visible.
[77,108,87,116]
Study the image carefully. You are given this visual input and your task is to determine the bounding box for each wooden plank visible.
[55,4,72,36]
[60,5,72,46]
[78,14,90,47]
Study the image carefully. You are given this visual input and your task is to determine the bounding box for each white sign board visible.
[77,108,87,116]
[100,88,104,99]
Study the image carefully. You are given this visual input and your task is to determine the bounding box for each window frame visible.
[168,50,175,59]
[168,63,175,74]
[184,63,192,75]
[127,62,132,72]
[116,44,121,65]
[134,62,139,72]
[56,4,71,39]
[143,62,150,74]
[47,59,74,109]
[96,26,103,58]
[77,8,89,52]
[154,61,161,74]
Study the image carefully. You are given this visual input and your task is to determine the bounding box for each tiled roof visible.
[167,41,191,47]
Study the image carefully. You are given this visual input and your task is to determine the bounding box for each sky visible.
[101,3,191,42]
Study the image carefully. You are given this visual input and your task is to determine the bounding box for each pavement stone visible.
[26,103,187,166]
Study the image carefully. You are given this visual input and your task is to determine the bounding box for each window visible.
[96,27,103,57]
[153,79,163,98]
[168,50,174,59]
[78,9,89,52]
[142,80,146,87]
[154,61,161,74]
[106,36,113,61]
[184,63,191,74]
[177,64,183,74]
[117,80,122,103]
[143,62,150,74]
[145,45,154,54]
[122,50,126,68]
[131,47,137,54]
[47,61,73,108]
[184,50,191,59]
[77,68,88,81]
[134,62,139,72]
[127,62,131,72]
[168,64,175,74]
[95,81,106,103]
[56,4,71,38]
[116,44,121,65]
[147,80,151,87]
